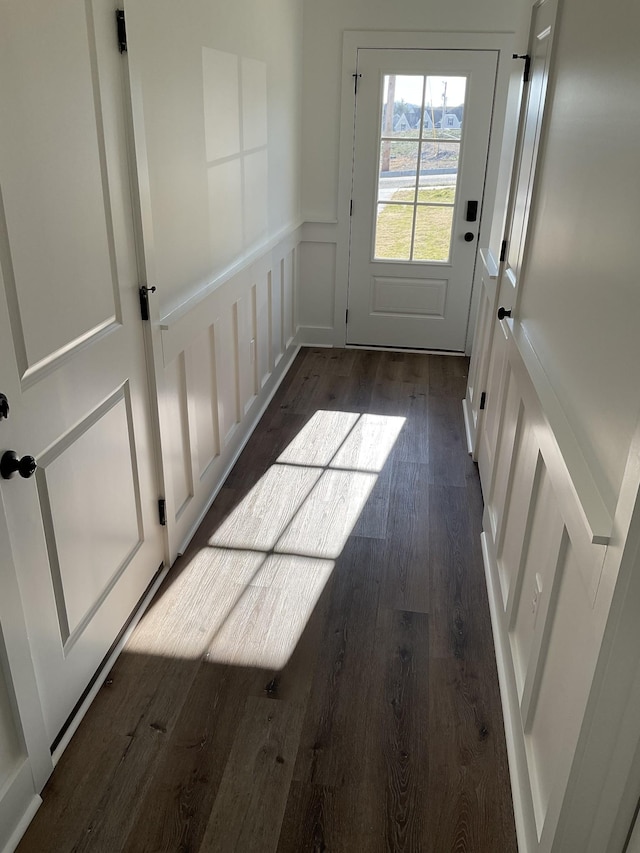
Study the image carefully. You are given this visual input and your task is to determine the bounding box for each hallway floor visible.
[18,348,516,852]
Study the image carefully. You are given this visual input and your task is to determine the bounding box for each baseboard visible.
[295,326,334,347]
[462,397,475,456]
[481,530,536,853]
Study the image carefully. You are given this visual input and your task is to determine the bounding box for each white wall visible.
[297,0,525,343]
[516,0,640,515]
[301,0,520,221]
[127,0,303,318]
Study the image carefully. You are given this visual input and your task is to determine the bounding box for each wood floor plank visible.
[427,658,517,852]
[378,462,430,614]
[376,351,430,387]
[198,696,303,853]
[362,607,431,852]
[276,782,338,853]
[292,536,381,789]
[351,459,392,539]
[428,354,468,398]
[427,393,468,486]
[428,484,494,662]
[18,348,516,853]
[121,661,268,853]
[370,378,430,464]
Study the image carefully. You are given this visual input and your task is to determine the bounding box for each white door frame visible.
[334,30,515,354]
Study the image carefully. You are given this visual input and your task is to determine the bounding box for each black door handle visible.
[1,451,37,480]
[0,394,8,421]
[497,306,512,320]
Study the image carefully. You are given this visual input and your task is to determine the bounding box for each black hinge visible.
[350,199,353,216]
[345,308,349,324]
[139,285,156,321]
[158,499,167,526]
[513,53,531,83]
[480,391,487,410]
[353,73,362,95]
[116,9,127,53]
[500,239,508,263]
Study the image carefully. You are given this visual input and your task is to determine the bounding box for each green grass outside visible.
[375,187,455,261]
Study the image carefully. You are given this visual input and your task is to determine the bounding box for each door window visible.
[375,75,467,262]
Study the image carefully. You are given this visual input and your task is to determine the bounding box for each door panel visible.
[348,49,498,350]
[1,0,119,376]
[0,0,164,744]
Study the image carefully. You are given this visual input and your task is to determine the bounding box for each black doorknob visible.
[497,306,512,320]
[464,232,475,242]
[0,394,8,421]
[1,451,37,480]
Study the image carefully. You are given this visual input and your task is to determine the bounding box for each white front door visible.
[347,49,498,351]
[0,0,164,746]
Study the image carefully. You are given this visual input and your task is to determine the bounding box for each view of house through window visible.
[375,74,467,262]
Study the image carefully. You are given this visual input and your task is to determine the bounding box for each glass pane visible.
[378,140,418,202]
[416,185,456,204]
[420,140,460,174]
[423,76,466,139]
[374,203,413,260]
[381,75,425,138]
[413,206,454,262]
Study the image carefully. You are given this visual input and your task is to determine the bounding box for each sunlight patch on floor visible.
[135,410,405,667]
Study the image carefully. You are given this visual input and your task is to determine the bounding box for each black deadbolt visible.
[464,232,475,242]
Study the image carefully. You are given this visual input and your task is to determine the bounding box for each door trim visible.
[335,30,515,353]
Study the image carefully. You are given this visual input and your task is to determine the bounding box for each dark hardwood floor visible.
[19,348,517,853]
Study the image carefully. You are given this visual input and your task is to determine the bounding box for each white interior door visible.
[500,0,556,311]
[347,49,498,351]
[0,0,164,747]
[477,0,557,488]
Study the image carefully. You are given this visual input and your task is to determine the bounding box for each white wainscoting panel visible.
[158,227,302,561]
[480,319,611,853]
[296,222,337,346]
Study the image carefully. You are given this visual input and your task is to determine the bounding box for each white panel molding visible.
[157,228,302,563]
[159,221,303,333]
[0,497,50,852]
[300,220,338,243]
[0,763,41,853]
[295,327,336,347]
[482,529,538,852]
[509,320,613,547]
[479,312,640,853]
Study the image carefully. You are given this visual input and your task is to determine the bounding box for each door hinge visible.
[158,498,167,526]
[500,239,508,263]
[139,285,156,321]
[513,53,531,84]
[116,9,127,53]
[480,391,487,410]
[345,308,349,325]
[353,73,362,95]
[350,199,353,216]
